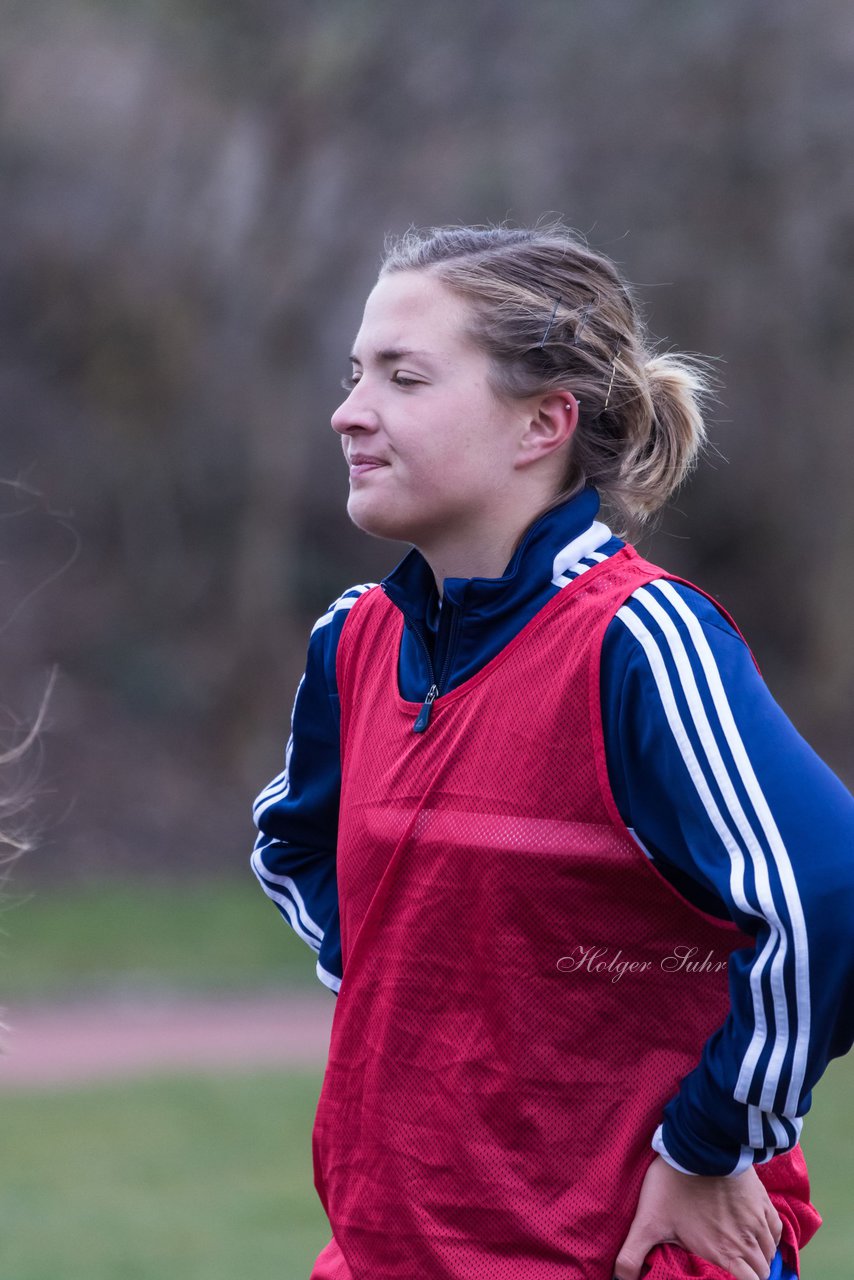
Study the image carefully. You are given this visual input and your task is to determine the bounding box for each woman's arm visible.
[602,577,854,1174]
[251,585,372,993]
[602,577,853,1278]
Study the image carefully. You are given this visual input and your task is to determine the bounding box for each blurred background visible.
[0,0,851,1276]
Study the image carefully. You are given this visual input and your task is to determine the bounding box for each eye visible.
[392,373,422,388]
[341,373,360,391]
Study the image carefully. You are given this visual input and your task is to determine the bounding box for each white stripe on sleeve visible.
[619,580,810,1137]
[616,602,773,1086]
[310,583,376,634]
[630,586,793,1109]
[652,579,810,1116]
[316,962,342,994]
[252,674,304,823]
[251,845,325,950]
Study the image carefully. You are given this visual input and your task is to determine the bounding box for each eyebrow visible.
[349,347,434,365]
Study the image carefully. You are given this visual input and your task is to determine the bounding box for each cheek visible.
[455,411,514,475]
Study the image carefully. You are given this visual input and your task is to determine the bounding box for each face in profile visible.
[331,270,532,554]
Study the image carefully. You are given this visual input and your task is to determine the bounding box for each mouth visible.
[348,454,389,477]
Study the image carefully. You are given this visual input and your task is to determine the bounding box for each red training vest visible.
[311,547,819,1280]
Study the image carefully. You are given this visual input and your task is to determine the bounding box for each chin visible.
[346,494,421,544]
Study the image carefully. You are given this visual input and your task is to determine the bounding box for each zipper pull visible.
[413,683,439,734]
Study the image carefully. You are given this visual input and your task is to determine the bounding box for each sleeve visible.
[250,584,374,994]
[600,576,854,1177]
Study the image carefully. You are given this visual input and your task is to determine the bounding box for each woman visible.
[252,223,853,1280]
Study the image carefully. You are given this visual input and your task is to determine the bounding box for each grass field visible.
[799,1051,854,1278]
[1,1070,330,1279]
[0,877,317,1000]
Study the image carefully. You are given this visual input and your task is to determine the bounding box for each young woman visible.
[251,224,853,1280]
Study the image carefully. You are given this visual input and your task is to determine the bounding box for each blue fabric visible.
[252,487,854,1178]
[770,1248,797,1279]
[773,1249,798,1280]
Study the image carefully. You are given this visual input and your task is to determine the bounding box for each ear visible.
[515,391,579,469]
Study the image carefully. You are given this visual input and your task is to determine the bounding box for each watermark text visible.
[556,944,728,983]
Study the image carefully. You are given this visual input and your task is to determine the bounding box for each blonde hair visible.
[380,223,712,535]
[0,672,54,867]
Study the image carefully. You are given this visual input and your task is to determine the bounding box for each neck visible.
[418,522,532,595]
[412,476,565,594]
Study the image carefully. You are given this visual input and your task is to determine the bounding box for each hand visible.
[613,1155,783,1280]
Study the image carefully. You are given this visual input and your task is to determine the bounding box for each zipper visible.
[413,682,439,733]
[393,599,461,735]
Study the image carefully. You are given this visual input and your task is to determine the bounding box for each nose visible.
[331,383,379,437]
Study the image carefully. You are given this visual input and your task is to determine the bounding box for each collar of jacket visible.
[380,488,619,699]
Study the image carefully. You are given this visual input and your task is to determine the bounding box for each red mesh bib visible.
[311,548,818,1279]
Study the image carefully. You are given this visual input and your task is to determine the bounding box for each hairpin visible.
[603,347,621,410]
[537,296,561,349]
[572,302,594,347]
